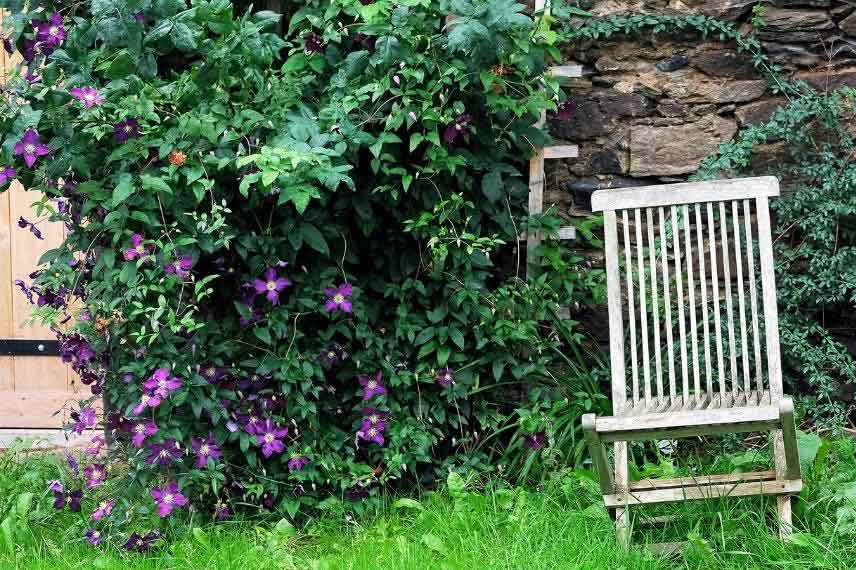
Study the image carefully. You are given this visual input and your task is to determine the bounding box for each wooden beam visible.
[630,470,776,491]
[517,226,576,241]
[543,144,579,159]
[0,428,84,449]
[549,64,584,78]
[604,478,802,507]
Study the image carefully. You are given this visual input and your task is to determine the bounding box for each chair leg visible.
[614,441,630,550]
[582,414,615,495]
[773,430,795,539]
[775,398,801,539]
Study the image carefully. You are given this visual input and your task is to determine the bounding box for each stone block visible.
[629,115,738,176]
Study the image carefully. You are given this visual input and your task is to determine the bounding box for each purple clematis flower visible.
[0,166,16,186]
[53,488,83,512]
[255,419,288,458]
[123,234,154,261]
[34,13,66,46]
[67,453,79,476]
[164,253,193,278]
[146,439,183,466]
[86,435,106,457]
[3,37,12,55]
[524,431,547,450]
[361,406,389,429]
[304,32,324,54]
[356,424,385,446]
[358,370,386,400]
[443,114,473,145]
[214,500,231,520]
[287,454,309,471]
[191,435,221,468]
[85,528,102,546]
[71,407,97,434]
[14,129,50,167]
[143,367,182,398]
[47,480,63,493]
[70,86,104,109]
[124,530,160,552]
[113,118,140,143]
[132,391,161,415]
[436,366,455,387]
[134,12,147,24]
[91,498,116,521]
[151,481,188,518]
[552,100,576,123]
[84,464,107,489]
[319,343,348,368]
[200,363,227,383]
[129,419,158,448]
[253,267,292,305]
[324,283,353,313]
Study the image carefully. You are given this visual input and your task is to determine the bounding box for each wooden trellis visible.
[524,0,582,274]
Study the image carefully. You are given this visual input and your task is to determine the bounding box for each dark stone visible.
[832,5,855,21]
[841,12,856,35]
[691,50,759,79]
[770,0,830,6]
[566,177,600,193]
[656,55,690,72]
[756,8,836,43]
[735,98,787,126]
[692,0,756,20]
[590,150,623,174]
[762,42,827,67]
[793,70,856,90]
[550,89,653,141]
[576,0,595,9]
[657,99,688,117]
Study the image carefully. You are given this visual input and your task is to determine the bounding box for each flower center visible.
[266,280,277,291]
[136,244,146,254]
[200,444,210,455]
[92,469,102,478]
[134,423,145,433]
[99,501,108,509]
[84,93,95,101]
[174,261,182,269]
[327,351,336,359]
[24,144,35,154]
[333,293,345,304]
[369,415,378,423]
[92,531,100,538]
[124,125,133,133]
[367,380,376,389]
[368,427,377,436]
[158,379,168,389]
[264,433,275,443]
[140,394,150,404]
[163,493,174,504]
[49,26,59,36]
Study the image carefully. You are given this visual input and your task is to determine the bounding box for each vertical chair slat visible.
[671,206,690,403]
[647,208,664,401]
[695,204,713,396]
[744,199,764,393]
[635,209,652,406]
[707,202,726,399]
[622,210,639,406]
[719,201,739,395]
[732,200,752,393]
[756,195,783,400]
[682,205,701,402]
[604,211,628,410]
[659,207,677,401]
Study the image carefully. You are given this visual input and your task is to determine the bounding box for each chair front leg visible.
[582,413,615,495]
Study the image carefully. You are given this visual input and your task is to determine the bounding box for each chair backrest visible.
[590,177,783,415]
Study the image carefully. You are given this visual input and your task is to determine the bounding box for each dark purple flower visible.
[113,118,140,143]
[3,37,12,55]
[443,114,473,144]
[200,363,227,383]
[436,366,454,387]
[47,480,63,493]
[214,500,230,520]
[53,488,83,511]
[0,166,16,186]
[305,32,324,54]
[361,407,389,430]
[191,435,221,468]
[71,407,97,434]
[67,453,79,475]
[151,481,188,518]
[319,343,348,367]
[358,370,386,400]
[164,253,193,278]
[146,439,183,466]
[124,531,160,552]
[253,267,291,305]
[14,129,50,168]
[287,454,309,471]
[552,100,576,123]
[524,431,547,450]
[132,391,161,415]
[123,234,153,261]
[83,464,107,488]
[70,86,104,109]
[91,498,116,521]
[129,420,158,447]
[324,283,353,313]
[34,13,66,46]
[255,419,288,458]
[356,423,385,446]
[143,367,182,398]
[238,373,270,391]
[86,435,106,457]
[134,12,147,24]
[85,528,102,546]
[22,39,38,63]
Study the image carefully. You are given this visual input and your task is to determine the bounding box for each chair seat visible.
[594,396,785,443]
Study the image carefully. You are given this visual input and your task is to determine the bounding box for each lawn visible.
[3,438,856,570]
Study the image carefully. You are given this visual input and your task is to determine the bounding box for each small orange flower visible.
[490,64,510,77]
[168,150,187,166]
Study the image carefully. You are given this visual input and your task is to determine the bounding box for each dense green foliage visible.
[0,0,604,542]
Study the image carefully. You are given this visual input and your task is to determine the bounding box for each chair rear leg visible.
[614,441,630,550]
[773,431,794,538]
[775,398,801,539]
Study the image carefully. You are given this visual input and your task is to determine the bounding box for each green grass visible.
[2,440,856,569]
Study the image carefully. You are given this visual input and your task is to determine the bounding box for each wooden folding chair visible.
[582,176,802,547]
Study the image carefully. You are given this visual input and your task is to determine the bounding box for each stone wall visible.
[549,0,856,218]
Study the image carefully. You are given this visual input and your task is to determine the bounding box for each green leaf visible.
[254,327,273,346]
[420,533,445,554]
[111,174,136,207]
[171,22,197,51]
[797,431,822,470]
[393,498,424,511]
[302,224,329,256]
[449,328,465,350]
[141,174,171,194]
[437,345,451,366]
[481,170,503,202]
[414,328,434,346]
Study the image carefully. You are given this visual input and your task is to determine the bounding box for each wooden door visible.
[1,11,80,432]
